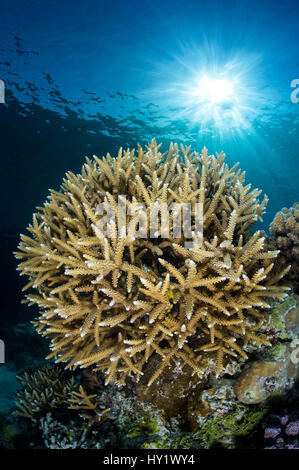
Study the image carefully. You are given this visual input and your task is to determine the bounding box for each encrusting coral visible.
[14,139,290,387]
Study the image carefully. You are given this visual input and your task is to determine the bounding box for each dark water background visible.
[0,0,298,326]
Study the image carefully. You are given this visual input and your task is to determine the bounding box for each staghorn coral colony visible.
[14,364,109,425]
[14,139,291,390]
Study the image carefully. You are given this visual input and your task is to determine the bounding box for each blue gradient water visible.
[0,0,298,320]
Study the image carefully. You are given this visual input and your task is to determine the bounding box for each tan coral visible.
[15,364,109,425]
[15,139,290,386]
[15,364,79,419]
[234,360,288,404]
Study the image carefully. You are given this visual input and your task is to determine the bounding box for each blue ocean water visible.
[0,0,298,322]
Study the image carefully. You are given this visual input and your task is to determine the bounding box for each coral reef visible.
[11,363,170,449]
[15,139,290,387]
[268,202,299,292]
[187,381,246,431]
[4,303,299,451]
[38,413,104,449]
[10,362,269,450]
[176,403,269,449]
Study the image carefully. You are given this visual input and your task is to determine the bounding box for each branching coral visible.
[15,364,79,420]
[15,139,290,386]
[15,364,109,425]
[68,385,109,424]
